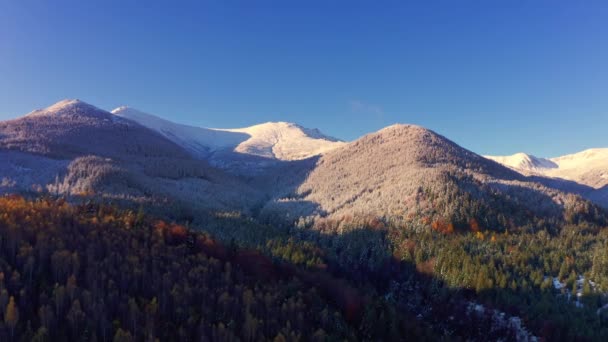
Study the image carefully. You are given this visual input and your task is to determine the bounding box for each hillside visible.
[0,100,262,214]
[1,102,608,340]
[111,107,345,173]
[486,149,608,189]
[1,100,604,224]
[0,195,438,341]
[0,99,189,160]
[262,124,602,228]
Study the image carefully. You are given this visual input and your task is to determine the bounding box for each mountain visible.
[262,124,600,226]
[0,99,261,213]
[110,106,248,158]
[484,153,557,171]
[0,99,189,159]
[111,107,345,172]
[486,149,608,189]
[2,100,608,341]
[1,99,605,224]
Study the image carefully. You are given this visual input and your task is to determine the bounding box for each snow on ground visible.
[485,153,557,171]
[112,107,345,161]
[547,275,602,310]
[222,121,346,160]
[466,302,538,341]
[486,149,608,189]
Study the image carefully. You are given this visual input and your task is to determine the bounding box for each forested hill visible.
[0,195,435,341]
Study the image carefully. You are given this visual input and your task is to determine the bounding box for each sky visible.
[0,0,606,157]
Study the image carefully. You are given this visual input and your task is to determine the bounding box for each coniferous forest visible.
[0,194,608,341]
[0,195,434,341]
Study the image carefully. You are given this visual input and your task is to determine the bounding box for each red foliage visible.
[168,224,188,244]
[195,235,228,260]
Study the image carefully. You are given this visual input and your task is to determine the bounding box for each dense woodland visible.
[1,193,608,340]
[192,183,608,340]
[0,195,440,341]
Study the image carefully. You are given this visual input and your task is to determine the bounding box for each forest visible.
[0,195,439,341]
[1,193,608,340]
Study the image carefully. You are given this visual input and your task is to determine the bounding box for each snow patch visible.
[466,302,537,341]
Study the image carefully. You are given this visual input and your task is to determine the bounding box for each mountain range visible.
[486,150,608,189]
[0,99,606,226]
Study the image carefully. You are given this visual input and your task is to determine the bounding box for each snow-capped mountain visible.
[111,107,345,162]
[1,99,606,221]
[261,124,600,223]
[220,122,345,161]
[0,99,262,212]
[484,153,557,171]
[0,99,188,160]
[486,149,608,189]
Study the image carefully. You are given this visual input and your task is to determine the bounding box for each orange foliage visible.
[431,220,454,234]
[415,258,435,276]
[469,218,480,232]
[168,224,188,243]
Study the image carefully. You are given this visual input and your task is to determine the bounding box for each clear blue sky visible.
[1,1,606,157]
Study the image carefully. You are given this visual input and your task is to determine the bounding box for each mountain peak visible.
[49,98,83,108]
[27,99,107,119]
[380,123,425,131]
[363,123,440,145]
[484,153,557,171]
[229,121,342,143]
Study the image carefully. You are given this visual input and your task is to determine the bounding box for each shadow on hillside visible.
[244,156,325,218]
[280,225,608,341]
[12,190,606,340]
[481,180,568,219]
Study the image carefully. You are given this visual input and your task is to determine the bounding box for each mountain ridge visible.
[486,148,608,189]
[111,106,346,163]
[1,99,606,220]
[260,123,601,227]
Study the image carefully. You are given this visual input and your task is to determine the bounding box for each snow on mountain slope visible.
[0,99,263,213]
[486,149,608,189]
[223,122,345,160]
[261,124,590,223]
[484,153,557,171]
[111,107,248,157]
[112,107,345,161]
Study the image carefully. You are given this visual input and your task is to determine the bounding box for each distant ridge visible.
[484,153,557,171]
[0,99,606,218]
[111,106,346,162]
[486,149,608,189]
